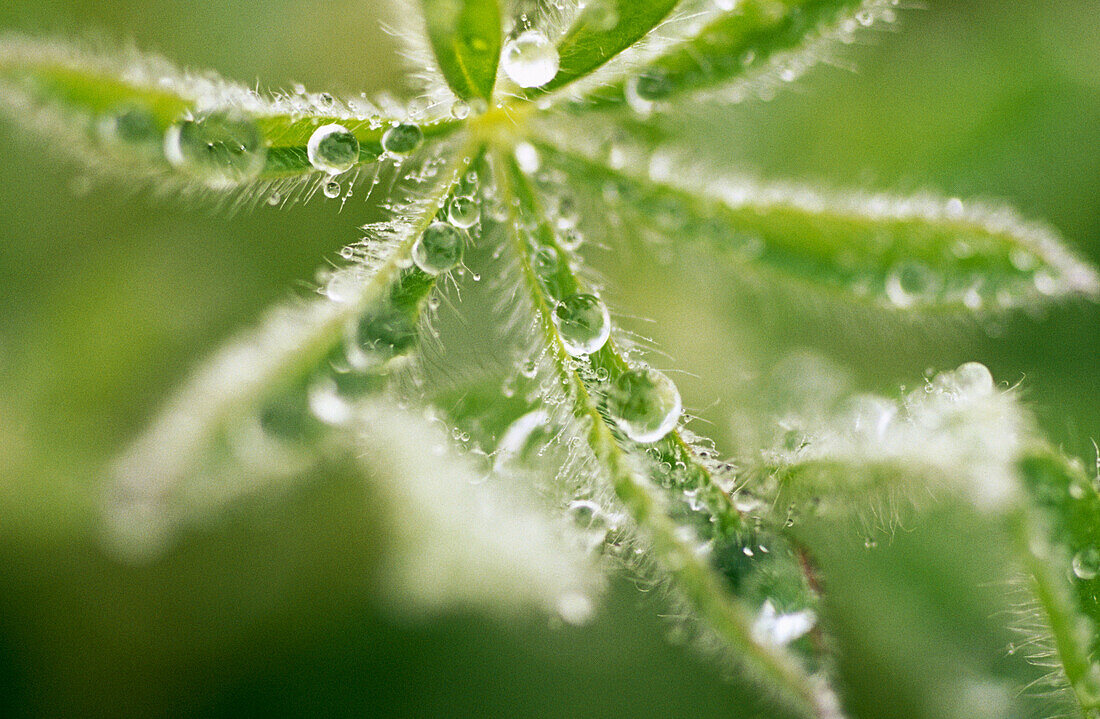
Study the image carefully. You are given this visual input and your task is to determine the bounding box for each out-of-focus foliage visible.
[0,1,1098,718]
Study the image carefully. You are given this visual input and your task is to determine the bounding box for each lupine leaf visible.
[531,136,1100,312]
[576,0,893,109]
[533,0,682,95]
[744,368,1100,714]
[420,0,502,102]
[0,37,462,187]
[105,144,477,556]
[491,151,832,719]
[1019,444,1100,662]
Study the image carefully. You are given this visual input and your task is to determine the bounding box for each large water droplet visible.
[307,123,360,175]
[607,368,682,443]
[502,31,560,88]
[381,123,423,155]
[164,112,267,187]
[413,222,464,275]
[351,305,418,368]
[553,293,611,356]
[1073,546,1100,580]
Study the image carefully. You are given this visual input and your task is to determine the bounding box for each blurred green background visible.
[0,1,1098,717]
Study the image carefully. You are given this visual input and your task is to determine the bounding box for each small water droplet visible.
[413,222,465,275]
[323,179,342,199]
[553,293,611,356]
[450,99,471,119]
[502,30,560,88]
[307,123,360,175]
[1073,546,1100,580]
[606,368,682,443]
[447,196,480,228]
[885,261,938,308]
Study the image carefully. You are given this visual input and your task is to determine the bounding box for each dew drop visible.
[447,196,480,228]
[534,246,560,276]
[607,368,682,443]
[450,99,471,119]
[307,123,360,175]
[553,293,611,356]
[1073,546,1100,580]
[413,222,465,275]
[164,112,267,188]
[885,261,938,308]
[952,361,995,399]
[502,30,560,88]
[99,106,160,147]
[352,304,418,367]
[323,179,342,199]
[381,123,423,154]
[625,71,673,114]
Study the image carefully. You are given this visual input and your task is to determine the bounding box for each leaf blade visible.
[578,0,889,108]
[534,0,682,95]
[532,135,1100,312]
[0,37,462,187]
[420,0,502,101]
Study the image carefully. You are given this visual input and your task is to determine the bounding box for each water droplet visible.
[413,222,465,275]
[885,261,938,308]
[560,228,584,251]
[502,30,560,88]
[533,246,560,276]
[607,368,682,443]
[952,361,994,399]
[351,305,418,367]
[751,600,816,648]
[447,196,480,228]
[514,141,540,174]
[568,499,607,530]
[306,123,360,175]
[164,112,267,187]
[450,99,471,119]
[1073,546,1100,580]
[381,123,423,154]
[553,293,611,356]
[323,179,342,199]
[308,376,353,425]
[267,191,282,206]
[625,71,673,114]
[99,106,160,147]
[555,590,594,625]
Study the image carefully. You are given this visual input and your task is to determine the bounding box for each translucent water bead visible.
[307,124,360,175]
[607,368,682,443]
[502,31,560,89]
[164,112,267,187]
[412,222,464,275]
[381,123,423,155]
[553,293,611,356]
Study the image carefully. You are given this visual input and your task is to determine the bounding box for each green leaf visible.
[579,0,885,109]
[491,151,830,719]
[1019,444,1100,660]
[531,137,1100,312]
[0,37,462,186]
[105,145,477,556]
[419,0,502,102]
[533,0,682,95]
